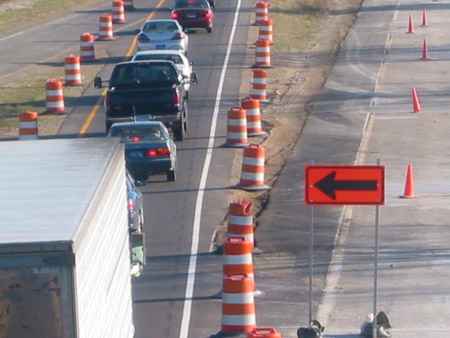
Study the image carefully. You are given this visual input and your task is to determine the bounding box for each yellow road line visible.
[79,0,167,136]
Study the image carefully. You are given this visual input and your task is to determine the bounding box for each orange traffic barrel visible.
[221,275,256,333]
[80,32,95,61]
[223,106,249,147]
[227,199,254,246]
[236,144,271,191]
[250,68,269,103]
[223,237,254,279]
[64,54,82,86]
[112,0,126,24]
[241,97,266,136]
[98,14,114,40]
[19,111,38,140]
[258,18,273,44]
[255,1,269,25]
[45,79,65,113]
[253,39,273,68]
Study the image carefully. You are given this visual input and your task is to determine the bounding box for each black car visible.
[126,172,144,233]
[109,121,177,183]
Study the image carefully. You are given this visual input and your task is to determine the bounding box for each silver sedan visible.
[136,19,189,55]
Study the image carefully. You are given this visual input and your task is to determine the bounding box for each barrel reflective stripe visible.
[241,172,264,181]
[256,46,270,53]
[228,215,252,225]
[224,254,253,265]
[251,77,266,85]
[228,119,247,126]
[250,89,265,97]
[243,157,265,166]
[20,121,37,129]
[46,89,63,96]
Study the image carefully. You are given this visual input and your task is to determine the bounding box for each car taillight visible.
[171,13,179,19]
[172,32,183,40]
[147,148,171,157]
[132,137,141,142]
[138,34,150,42]
[173,91,180,106]
[204,12,213,18]
[128,199,135,211]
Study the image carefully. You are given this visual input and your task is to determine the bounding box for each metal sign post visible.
[373,202,380,338]
[309,205,314,323]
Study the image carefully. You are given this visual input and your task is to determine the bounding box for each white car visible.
[132,50,195,97]
[136,19,189,55]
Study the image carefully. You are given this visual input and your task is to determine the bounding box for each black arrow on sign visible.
[314,171,378,199]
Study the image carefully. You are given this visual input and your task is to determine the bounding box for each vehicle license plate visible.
[156,44,166,49]
[135,114,153,121]
[129,151,144,158]
[187,13,196,18]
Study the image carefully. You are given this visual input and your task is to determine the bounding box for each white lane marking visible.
[0,31,23,42]
[178,0,242,337]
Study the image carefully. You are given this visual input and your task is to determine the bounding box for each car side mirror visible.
[190,72,198,85]
[94,77,103,89]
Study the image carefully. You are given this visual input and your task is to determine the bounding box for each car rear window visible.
[110,126,165,141]
[174,0,209,9]
[143,21,178,33]
[110,63,179,88]
[134,55,182,65]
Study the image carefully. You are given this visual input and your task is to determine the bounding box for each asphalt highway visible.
[3,0,450,337]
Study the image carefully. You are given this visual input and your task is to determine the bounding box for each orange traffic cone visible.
[400,164,419,198]
[422,9,428,27]
[407,14,415,33]
[421,39,430,60]
[412,87,421,112]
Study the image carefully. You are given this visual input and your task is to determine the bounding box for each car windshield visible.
[110,63,178,88]
[174,0,209,9]
[134,55,183,65]
[110,125,166,141]
[142,21,179,33]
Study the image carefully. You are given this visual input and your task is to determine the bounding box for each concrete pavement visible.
[256,0,450,337]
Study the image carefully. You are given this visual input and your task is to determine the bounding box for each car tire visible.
[207,26,212,33]
[105,121,113,133]
[184,105,188,131]
[174,123,185,141]
[167,169,176,182]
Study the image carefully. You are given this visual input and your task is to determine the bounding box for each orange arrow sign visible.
[305,165,385,205]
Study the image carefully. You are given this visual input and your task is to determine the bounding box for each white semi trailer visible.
[0,137,144,338]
